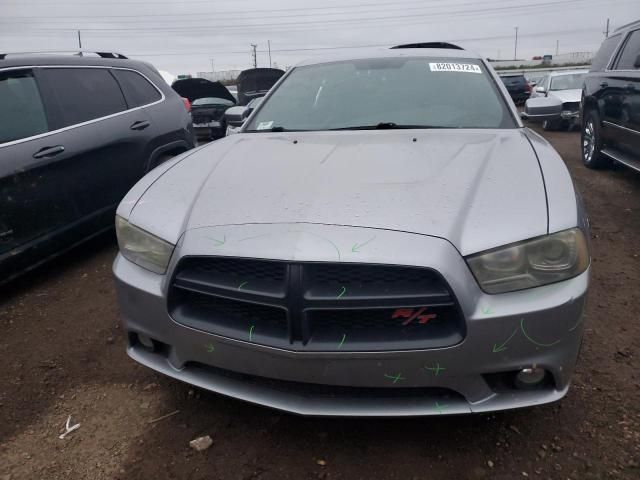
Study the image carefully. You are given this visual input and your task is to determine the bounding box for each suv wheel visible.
[582,110,609,169]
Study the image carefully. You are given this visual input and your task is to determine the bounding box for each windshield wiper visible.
[245,126,304,132]
[330,122,444,131]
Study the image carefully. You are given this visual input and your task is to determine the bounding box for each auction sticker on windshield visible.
[429,63,482,74]
[257,121,274,130]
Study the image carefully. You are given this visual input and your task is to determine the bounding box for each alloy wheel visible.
[583,120,596,163]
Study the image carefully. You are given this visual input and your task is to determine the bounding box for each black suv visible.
[0,52,195,282]
[582,20,640,170]
[498,73,531,105]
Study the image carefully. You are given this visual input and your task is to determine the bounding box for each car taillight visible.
[182,97,191,112]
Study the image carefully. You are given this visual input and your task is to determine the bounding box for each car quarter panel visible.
[116,144,212,220]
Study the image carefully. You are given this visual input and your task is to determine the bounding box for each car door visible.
[610,28,640,156]
[0,68,78,260]
[35,66,157,224]
[534,75,550,98]
[599,35,632,150]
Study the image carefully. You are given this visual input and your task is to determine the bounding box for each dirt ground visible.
[1,127,639,480]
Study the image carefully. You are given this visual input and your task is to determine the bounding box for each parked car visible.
[525,74,545,88]
[190,97,236,140]
[529,69,588,130]
[582,19,640,171]
[114,44,590,417]
[498,73,531,105]
[236,68,284,106]
[0,51,195,283]
[171,78,236,140]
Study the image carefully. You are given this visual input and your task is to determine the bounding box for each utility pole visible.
[268,40,272,68]
[514,26,519,61]
[77,30,82,55]
[604,18,610,38]
[210,58,214,73]
[556,39,559,56]
[251,44,258,68]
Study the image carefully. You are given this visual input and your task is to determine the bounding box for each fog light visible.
[138,333,155,350]
[515,367,547,389]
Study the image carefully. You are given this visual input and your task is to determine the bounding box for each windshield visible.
[549,73,586,91]
[192,97,235,106]
[246,57,515,131]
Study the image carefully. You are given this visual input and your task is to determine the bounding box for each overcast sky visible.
[1,0,639,75]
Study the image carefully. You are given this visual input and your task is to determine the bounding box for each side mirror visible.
[634,54,640,69]
[521,96,563,122]
[535,86,546,94]
[224,106,250,128]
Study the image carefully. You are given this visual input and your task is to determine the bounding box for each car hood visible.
[237,68,284,105]
[548,89,582,104]
[171,78,236,103]
[128,129,548,256]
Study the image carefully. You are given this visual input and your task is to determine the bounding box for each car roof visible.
[0,52,154,71]
[294,46,483,67]
[613,19,640,33]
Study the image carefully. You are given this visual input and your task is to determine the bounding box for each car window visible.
[0,69,48,144]
[500,75,524,86]
[549,73,586,91]
[591,34,622,71]
[38,68,128,129]
[192,97,235,106]
[614,29,640,70]
[112,69,162,107]
[246,57,515,131]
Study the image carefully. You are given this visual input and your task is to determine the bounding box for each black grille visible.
[169,257,465,351]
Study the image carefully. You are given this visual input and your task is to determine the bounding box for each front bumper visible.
[114,223,588,416]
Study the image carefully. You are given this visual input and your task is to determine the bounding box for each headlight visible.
[115,216,174,274]
[466,228,589,294]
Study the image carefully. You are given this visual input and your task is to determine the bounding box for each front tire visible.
[581,110,610,169]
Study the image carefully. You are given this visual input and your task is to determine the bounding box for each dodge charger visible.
[113,44,590,416]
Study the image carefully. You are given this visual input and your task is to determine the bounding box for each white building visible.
[489,52,594,69]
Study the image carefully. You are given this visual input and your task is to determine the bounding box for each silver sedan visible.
[113,46,590,416]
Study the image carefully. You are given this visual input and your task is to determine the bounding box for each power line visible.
[0,0,615,32]
[3,0,526,23]
[120,27,601,56]
[1,0,517,20]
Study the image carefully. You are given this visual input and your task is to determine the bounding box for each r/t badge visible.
[392,307,437,326]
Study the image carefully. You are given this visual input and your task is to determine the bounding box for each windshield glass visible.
[192,97,235,106]
[246,57,515,131]
[549,73,586,91]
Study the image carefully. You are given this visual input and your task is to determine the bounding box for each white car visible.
[530,69,588,130]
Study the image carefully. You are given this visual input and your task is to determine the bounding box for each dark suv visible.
[498,73,531,105]
[582,20,640,170]
[0,52,195,282]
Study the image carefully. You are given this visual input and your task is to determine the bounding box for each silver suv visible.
[114,44,590,416]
